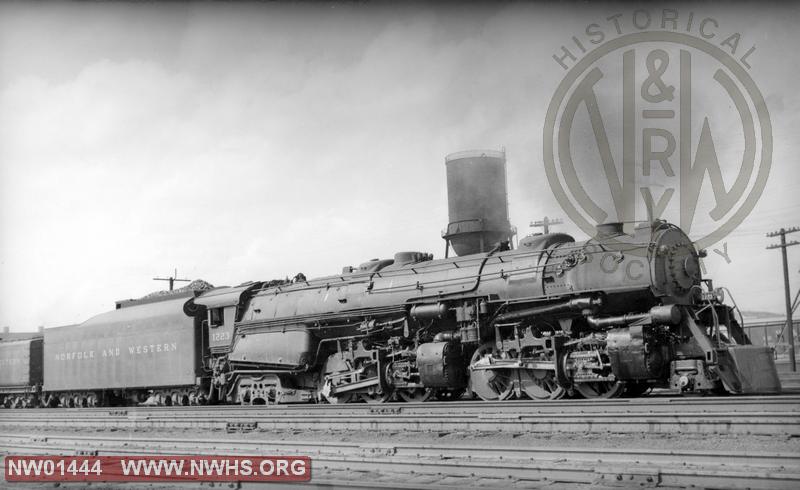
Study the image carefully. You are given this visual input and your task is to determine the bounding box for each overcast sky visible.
[1,1,799,331]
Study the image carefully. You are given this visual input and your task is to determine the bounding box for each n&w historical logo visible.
[544,9,772,257]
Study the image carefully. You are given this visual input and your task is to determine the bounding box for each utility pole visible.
[153,268,191,291]
[767,226,800,372]
[530,216,563,235]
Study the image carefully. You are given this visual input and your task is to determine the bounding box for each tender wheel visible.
[574,380,625,399]
[518,370,565,400]
[469,342,514,401]
[398,388,432,403]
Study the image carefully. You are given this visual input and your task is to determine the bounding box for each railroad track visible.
[781,371,800,390]
[1,432,798,489]
[2,395,799,435]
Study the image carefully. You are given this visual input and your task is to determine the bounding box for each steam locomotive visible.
[190,218,779,405]
[0,150,781,407]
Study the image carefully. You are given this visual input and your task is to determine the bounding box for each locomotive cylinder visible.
[443,150,514,256]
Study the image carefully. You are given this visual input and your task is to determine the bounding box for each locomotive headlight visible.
[683,257,700,280]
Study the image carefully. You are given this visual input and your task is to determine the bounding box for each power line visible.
[767,226,800,372]
[530,216,563,235]
[153,268,190,291]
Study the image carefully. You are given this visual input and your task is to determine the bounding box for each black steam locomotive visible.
[192,218,778,405]
[0,150,780,407]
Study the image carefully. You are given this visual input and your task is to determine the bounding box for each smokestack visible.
[443,150,514,256]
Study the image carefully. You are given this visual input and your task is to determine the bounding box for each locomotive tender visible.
[0,150,781,407]
[42,293,204,407]
[0,334,43,408]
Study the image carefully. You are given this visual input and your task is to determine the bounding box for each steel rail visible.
[1,433,798,489]
[3,396,798,437]
[2,411,798,436]
[2,393,799,416]
[2,433,798,467]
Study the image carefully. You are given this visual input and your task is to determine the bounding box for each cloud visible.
[1,2,799,330]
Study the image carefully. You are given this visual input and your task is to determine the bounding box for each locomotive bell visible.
[442,149,515,256]
[595,222,625,237]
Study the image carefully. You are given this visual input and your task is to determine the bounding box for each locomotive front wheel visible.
[359,391,393,404]
[623,382,653,397]
[574,380,625,399]
[518,370,565,400]
[433,388,465,401]
[469,342,514,401]
[398,388,432,403]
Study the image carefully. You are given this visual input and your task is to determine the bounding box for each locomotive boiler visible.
[184,150,781,404]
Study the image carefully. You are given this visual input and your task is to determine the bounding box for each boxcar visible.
[43,293,203,404]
